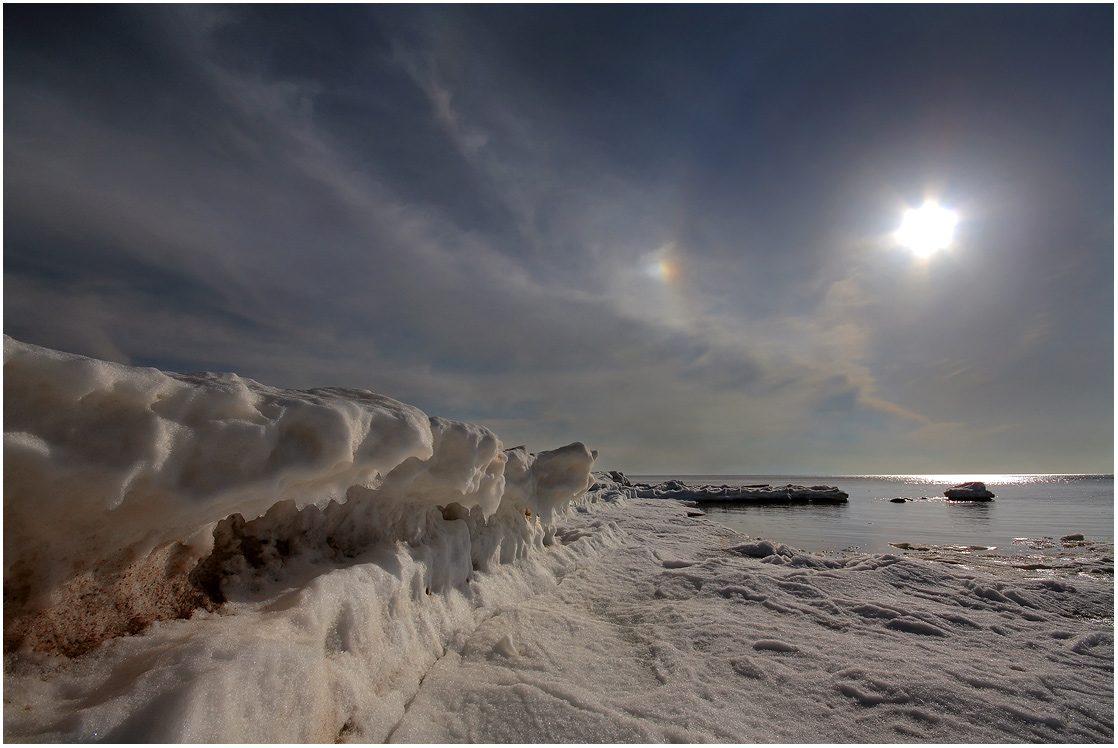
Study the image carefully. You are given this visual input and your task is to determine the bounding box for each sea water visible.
[631,474,1114,555]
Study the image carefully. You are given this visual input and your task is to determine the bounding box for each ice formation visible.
[3,338,1112,742]
[630,479,849,503]
[3,336,596,658]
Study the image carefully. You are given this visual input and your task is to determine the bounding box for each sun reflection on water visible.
[891,474,1076,486]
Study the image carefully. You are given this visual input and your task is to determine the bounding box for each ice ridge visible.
[3,336,596,656]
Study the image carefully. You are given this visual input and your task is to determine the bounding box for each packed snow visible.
[4,337,1113,742]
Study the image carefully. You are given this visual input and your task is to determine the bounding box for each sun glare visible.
[895,201,958,257]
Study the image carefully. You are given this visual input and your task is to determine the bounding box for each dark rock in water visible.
[890,497,907,503]
[943,481,995,501]
[1061,533,1085,542]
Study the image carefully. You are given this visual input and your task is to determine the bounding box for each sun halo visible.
[646,256,680,283]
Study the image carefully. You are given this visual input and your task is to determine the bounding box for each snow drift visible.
[3,336,596,658]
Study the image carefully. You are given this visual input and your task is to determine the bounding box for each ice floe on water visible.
[630,479,849,503]
[3,337,1113,742]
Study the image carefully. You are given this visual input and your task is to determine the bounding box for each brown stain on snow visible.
[4,541,216,658]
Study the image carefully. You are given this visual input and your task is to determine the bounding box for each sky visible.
[4,4,1113,475]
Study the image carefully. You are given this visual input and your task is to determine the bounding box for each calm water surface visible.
[631,474,1114,555]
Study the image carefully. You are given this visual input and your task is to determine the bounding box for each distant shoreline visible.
[625,474,1115,554]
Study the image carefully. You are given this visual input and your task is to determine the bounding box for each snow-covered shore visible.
[389,490,1114,743]
[4,338,1113,742]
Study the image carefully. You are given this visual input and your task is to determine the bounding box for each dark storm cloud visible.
[4,5,1111,473]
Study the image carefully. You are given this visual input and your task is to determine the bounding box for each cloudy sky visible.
[4,5,1113,474]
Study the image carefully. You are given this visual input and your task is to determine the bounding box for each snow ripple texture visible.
[3,337,1113,742]
[388,496,1112,744]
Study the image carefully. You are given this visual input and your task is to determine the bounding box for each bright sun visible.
[895,201,958,257]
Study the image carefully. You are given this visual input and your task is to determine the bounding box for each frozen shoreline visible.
[4,338,1113,742]
[6,477,1113,742]
[388,488,1114,743]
